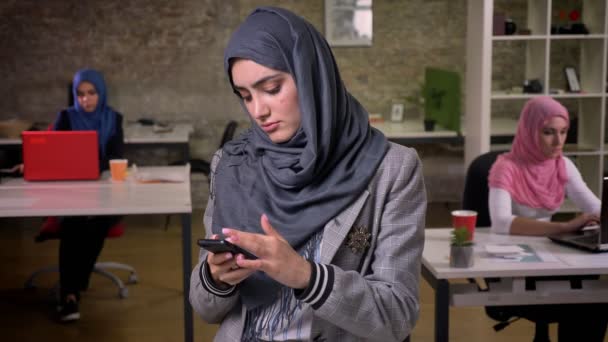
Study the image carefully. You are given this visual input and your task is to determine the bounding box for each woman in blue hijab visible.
[190,7,426,341]
[54,69,122,168]
[52,69,124,322]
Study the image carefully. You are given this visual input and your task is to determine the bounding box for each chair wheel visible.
[119,288,129,299]
[128,273,138,284]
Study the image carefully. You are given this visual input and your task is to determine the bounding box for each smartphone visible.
[197,239,258,260]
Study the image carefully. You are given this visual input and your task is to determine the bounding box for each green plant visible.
[404,80,426,117]
[451,227,473,246]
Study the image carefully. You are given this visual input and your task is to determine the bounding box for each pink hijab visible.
[488,96,569,210]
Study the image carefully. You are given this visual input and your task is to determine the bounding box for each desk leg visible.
[421,266,449,342]
[183,143,190,162]
[181,214,193,342]
[434,279,449,342]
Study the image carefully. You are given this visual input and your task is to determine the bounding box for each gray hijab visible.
[213,7,388,308]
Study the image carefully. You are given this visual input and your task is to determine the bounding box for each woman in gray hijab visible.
[190,7,426,341]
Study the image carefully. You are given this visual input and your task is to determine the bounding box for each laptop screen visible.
[600,177,608,244]
[22,130,100,181]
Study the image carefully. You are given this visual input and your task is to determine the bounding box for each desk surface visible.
[124,123,193,144]
[423,228,608,279]
[0,123,194,146]
[0,165,195,342]
[371,117,517,141]
[0,138,20,145]
[0,166,192,217]
[372,120,458,139]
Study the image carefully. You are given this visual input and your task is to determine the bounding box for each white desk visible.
[0,138,20,146]
[1,122,194,160]
[371,117,518,144]
[123,122,193,144]
[422,228,608,342]
[124,122,194,161]
[372,120,458,144]
[0,166,195,342]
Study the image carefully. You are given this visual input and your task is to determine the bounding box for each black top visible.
[54,110,124,172]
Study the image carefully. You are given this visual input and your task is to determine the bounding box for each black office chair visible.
[462,151,553,342]
[190,120,238,175]
[171,120,238,175]
[165,120,238,229]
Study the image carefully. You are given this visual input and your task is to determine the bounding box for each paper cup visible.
[451,210,477,241]
[110,159,128,181]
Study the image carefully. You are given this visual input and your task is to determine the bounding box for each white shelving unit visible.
[466,0,608,206]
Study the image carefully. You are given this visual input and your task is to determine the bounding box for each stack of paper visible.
[485,244,525,256]
[132,164,189,183]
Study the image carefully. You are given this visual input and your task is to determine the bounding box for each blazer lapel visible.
[320,189,369,263]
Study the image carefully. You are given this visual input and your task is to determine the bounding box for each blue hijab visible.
[55,69,116,158]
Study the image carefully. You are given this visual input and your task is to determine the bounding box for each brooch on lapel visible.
[346,225,371,254]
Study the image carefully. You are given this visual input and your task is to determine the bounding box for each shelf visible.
[488,117,517,136]
[564,143,601,152]
[491,92,604,99]
[549,34,606,40]
[492,35,547,41]
[551,93,605,99]
[491,93,536,100]
[467,0,608,200]
[370,119,458,141]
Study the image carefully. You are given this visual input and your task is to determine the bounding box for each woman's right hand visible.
[562,213,600,233]
[206,235,255,288]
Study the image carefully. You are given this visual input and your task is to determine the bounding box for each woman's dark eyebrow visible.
[234,73,283,91]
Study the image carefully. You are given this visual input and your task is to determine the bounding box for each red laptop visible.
[22,131,100,181]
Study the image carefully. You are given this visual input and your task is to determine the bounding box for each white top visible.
[489,157,601,234]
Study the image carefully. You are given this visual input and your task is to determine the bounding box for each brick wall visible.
[2,0,472,205]
[1,0,468,158]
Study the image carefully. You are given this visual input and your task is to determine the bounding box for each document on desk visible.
[560,254,608,267]
[483,244,558,263]
[132,164,190,183]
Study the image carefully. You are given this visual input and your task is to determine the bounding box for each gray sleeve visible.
[189,149,240,323]
[312,147,426,341]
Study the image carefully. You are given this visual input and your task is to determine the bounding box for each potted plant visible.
[450,227,474,268]
[405,81,435,131]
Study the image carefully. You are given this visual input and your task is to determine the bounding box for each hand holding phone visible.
[197,238,258,260]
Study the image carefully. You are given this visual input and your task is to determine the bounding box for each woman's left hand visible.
[222,214,311,289]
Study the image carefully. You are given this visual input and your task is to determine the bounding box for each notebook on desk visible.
[22,131,99,181]
[548,177,608,253]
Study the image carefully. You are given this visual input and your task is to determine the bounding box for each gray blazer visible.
[190,142,426,341]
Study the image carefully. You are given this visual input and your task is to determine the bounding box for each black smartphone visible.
[197,239,258,260]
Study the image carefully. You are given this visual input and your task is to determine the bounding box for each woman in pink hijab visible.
[488,96,599,236]
[488,96,607,342]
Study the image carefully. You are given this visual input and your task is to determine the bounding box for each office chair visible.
[462,151,553,342]
[165,120,238,229]
[169,120,237,175]
[24,217,138,299]
[190,120,238,175]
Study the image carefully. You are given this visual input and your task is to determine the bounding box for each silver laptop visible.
[548,177,608,253]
